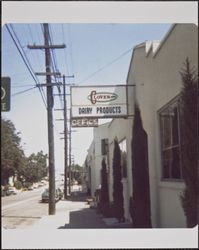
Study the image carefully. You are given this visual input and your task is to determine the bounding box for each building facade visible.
[84,24,198,227]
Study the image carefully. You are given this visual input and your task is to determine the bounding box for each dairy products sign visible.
[71,85,128,118]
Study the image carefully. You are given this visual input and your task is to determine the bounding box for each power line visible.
[6,24,47,108]
[12,86,37,96]
[12,84,36,88]
[78,46,133,84]
[27,24,44,71]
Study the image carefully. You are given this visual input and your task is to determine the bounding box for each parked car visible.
[41,188,60,203]
[7,187,18,195]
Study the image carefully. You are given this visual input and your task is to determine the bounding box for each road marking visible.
[2,196,40,210]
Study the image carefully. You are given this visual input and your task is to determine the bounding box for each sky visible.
[1,1,197,174]
[2,22,172,171]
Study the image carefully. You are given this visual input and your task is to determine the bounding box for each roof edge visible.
[153,24,176,58]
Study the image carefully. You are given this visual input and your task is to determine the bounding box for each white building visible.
[85,23,198,228]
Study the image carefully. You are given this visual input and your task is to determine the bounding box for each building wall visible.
[84,24,198,227]
[86,141,95,197]
[92,122,109,197]
[127,23,198,227]
[108,118,133,220]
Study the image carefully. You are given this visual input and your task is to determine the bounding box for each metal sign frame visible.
[70,84,135,119]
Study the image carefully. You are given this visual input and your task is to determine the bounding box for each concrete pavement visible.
[32,191,132,229]
[32,191,108,229]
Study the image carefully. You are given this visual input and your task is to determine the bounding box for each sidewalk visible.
[32,191,108,229]
[32,191,132,229]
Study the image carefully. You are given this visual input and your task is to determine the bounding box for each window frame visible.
[158,95,183,182]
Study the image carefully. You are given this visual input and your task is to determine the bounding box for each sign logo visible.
[88,90,118,104]
[1,86,6,100]
[1,77,11,112]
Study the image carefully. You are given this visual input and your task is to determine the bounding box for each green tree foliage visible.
[71,164,82,184]
[112,138,124,222]
[99,158,110,216]
[180,58,198,227]
[1,118,48,186]
[1,118,25,184]
[131,105,152,228]
[23,151,48,183]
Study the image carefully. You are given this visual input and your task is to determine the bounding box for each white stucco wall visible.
[93,122,110,196]
[108,118,133,220]
[86,141,95,196]
[127,23,198,227]
[85,24,198,227]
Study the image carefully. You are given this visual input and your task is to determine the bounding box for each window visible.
[159,97,183,180]
[119,139,127,178]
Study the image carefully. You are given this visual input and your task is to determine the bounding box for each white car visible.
[8,187,18,195]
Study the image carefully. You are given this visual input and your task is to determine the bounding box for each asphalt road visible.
[2,186,48,229]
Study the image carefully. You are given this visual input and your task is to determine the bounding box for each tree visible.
[112,138,124,222]
[180,58,198,227]
[130,105,152,228]
[99,158,110,216]
[1,118,26,185]
[23,151,48,183]
[71,164,83,184]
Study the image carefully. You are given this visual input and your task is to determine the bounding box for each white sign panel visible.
[71,85,127,118]
[71,118,99,127]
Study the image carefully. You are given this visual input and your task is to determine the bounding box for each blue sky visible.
[2,23,172,170]
[2,1,197,172]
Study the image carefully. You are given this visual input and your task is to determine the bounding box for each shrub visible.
[23,182,32,188]
[179,58,198,227]
[112,138,125,222]
[131,105,152,228]
[99,158,110,217]
[14,180,23,190]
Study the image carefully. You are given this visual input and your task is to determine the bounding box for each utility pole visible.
[69,120,72,195]
[28,23,65,215]
[63,75,68,199]
[44,23,55,215]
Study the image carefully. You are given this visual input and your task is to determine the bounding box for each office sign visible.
[71,118,99,127]
[71,85,127,118]
[1,77,11,112]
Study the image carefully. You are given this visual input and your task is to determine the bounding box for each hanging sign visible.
[71,85,127,119]
[71,118,99,127]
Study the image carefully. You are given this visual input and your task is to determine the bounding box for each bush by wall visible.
[130,104,152,228]
[112,138,125,222]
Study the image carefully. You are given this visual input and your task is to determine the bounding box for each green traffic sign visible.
[1,77,11,112]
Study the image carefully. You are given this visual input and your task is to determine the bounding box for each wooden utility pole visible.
[69,121,72,195]
[28,23,65,215]
[44,23,55,215]
[63,75,68,199]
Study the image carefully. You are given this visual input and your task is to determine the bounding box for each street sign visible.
[1,77,11,112]
[71,85,128,119]
[71,118,99,127]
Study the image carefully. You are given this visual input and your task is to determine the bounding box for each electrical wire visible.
[27,24,43,71]
[78,47,133,84]
[6,24,47,108]
[48,25,63,114]
[12,84,36,88]
[12,86,37,96]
